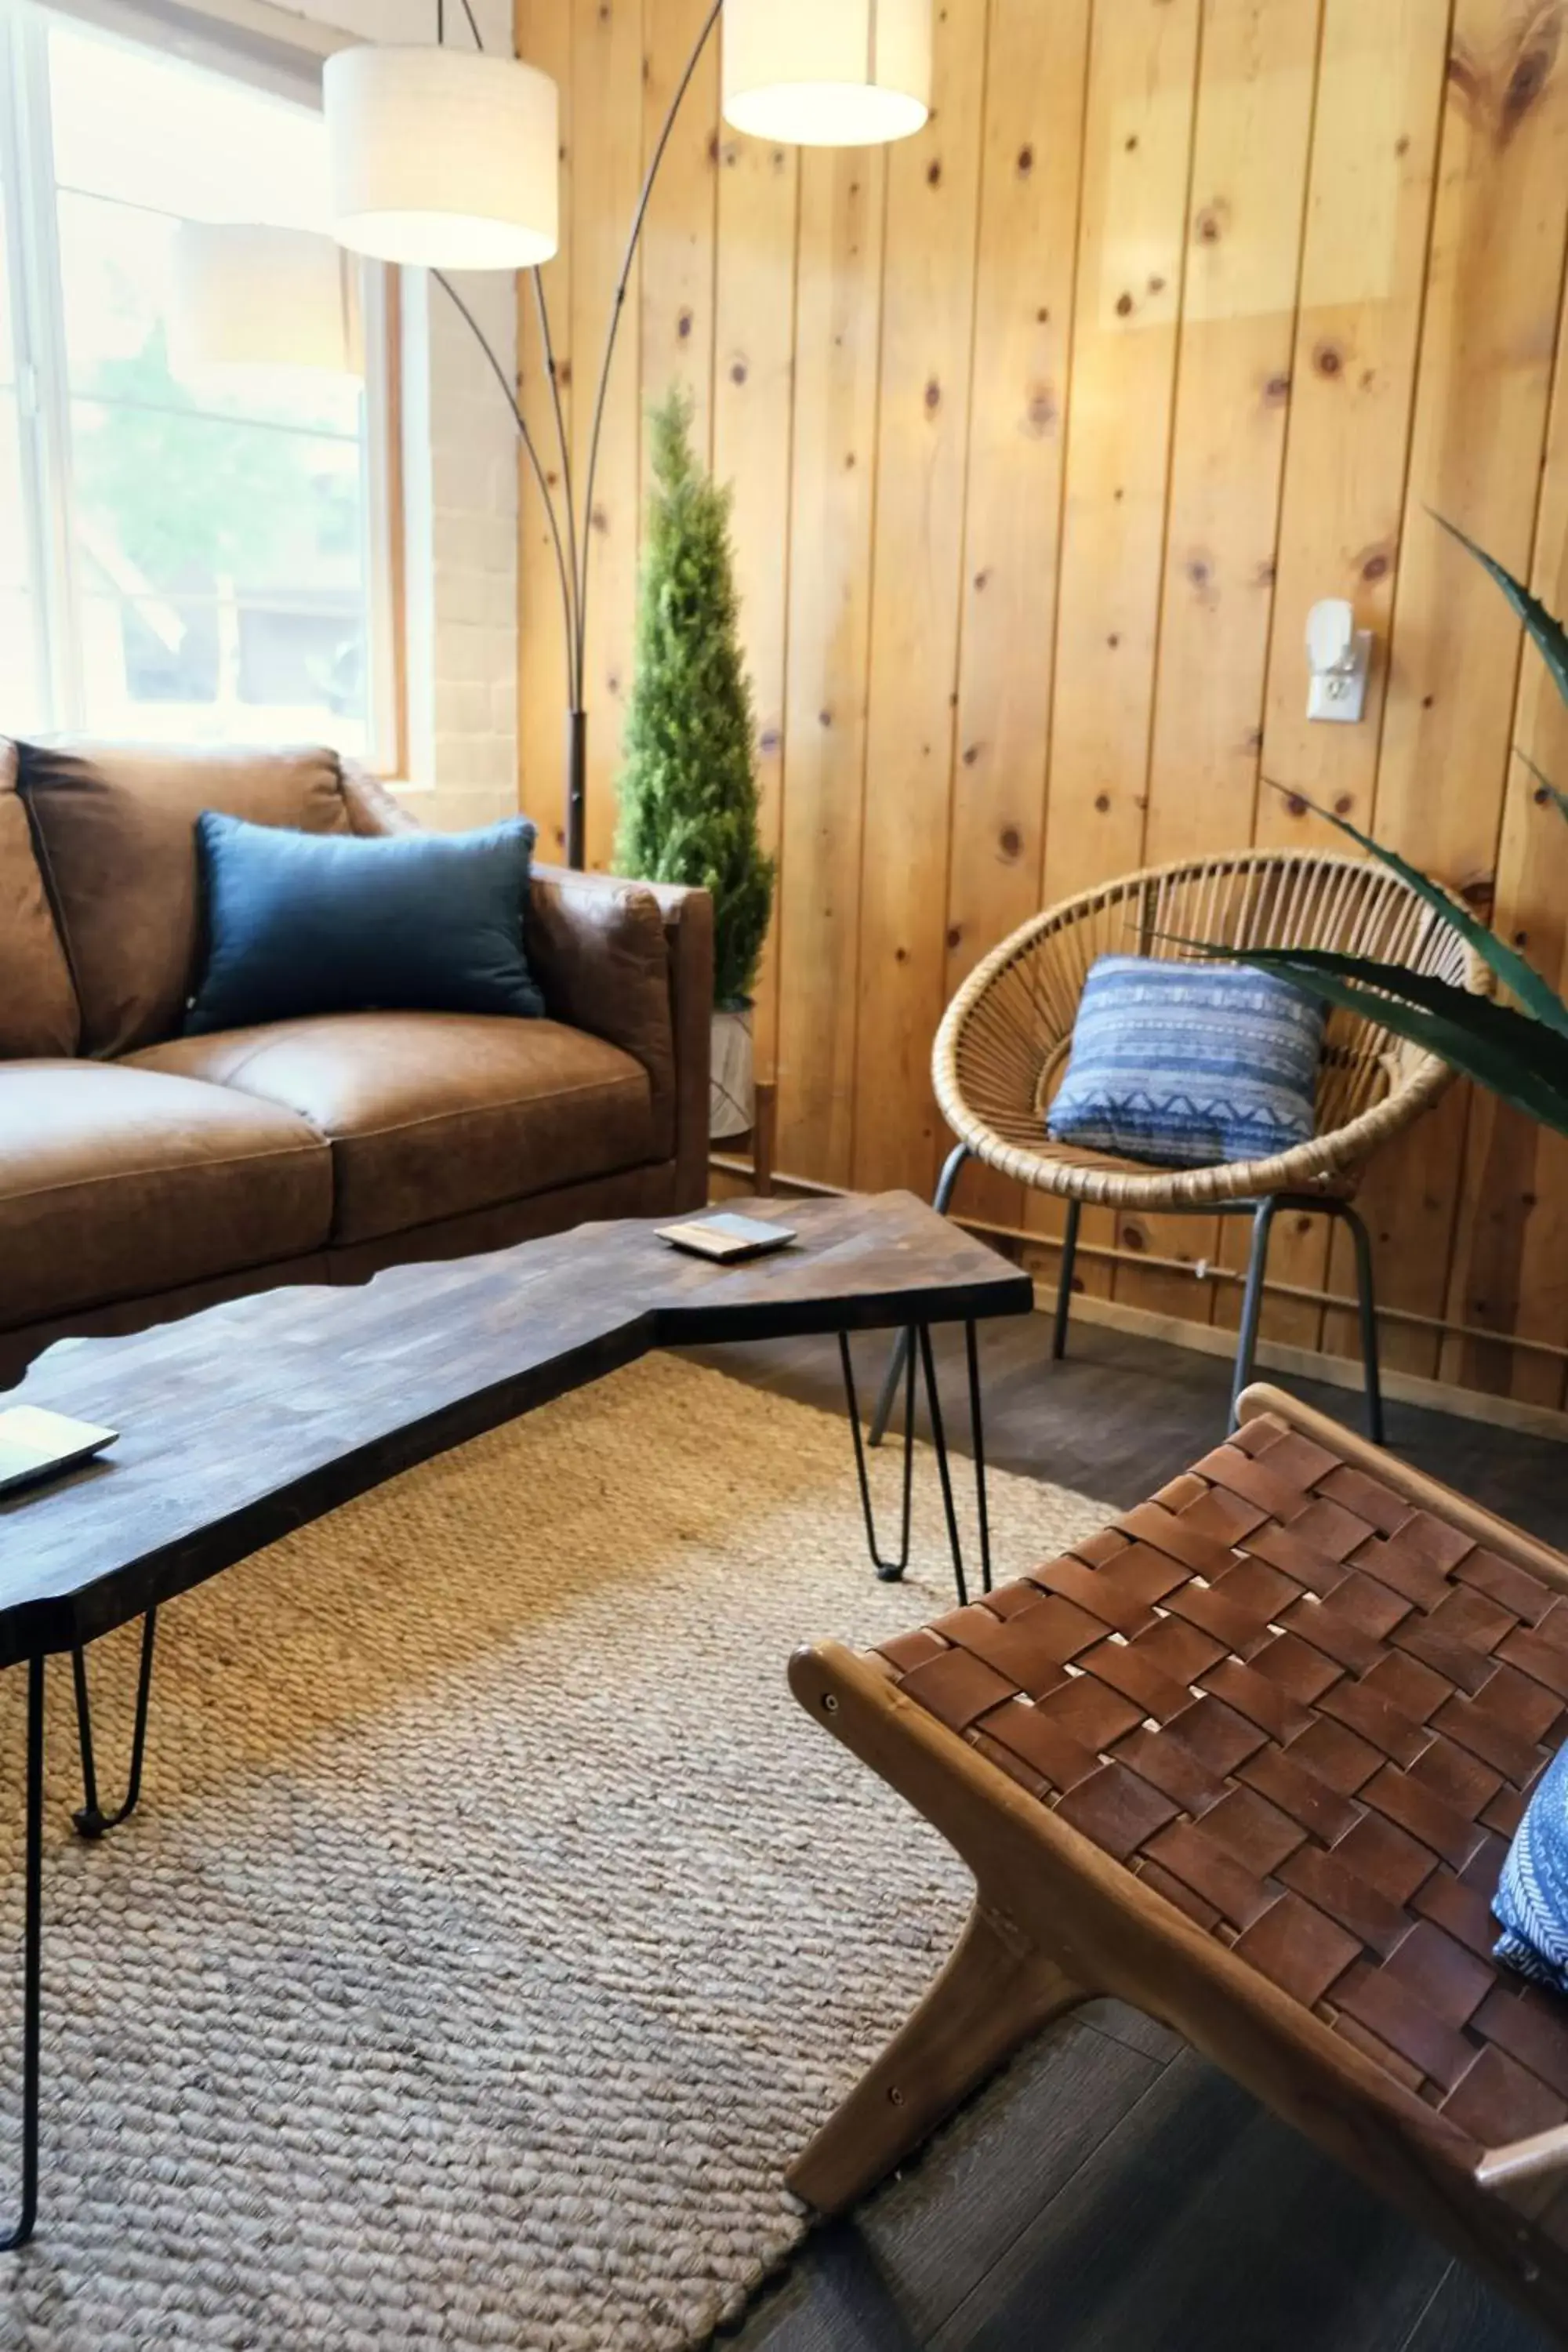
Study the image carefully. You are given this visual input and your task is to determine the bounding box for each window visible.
[0,0,397,758]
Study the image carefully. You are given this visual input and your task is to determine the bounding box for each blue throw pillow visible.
[1495,1741,1568,1993]
[1047,956,1325,1168]
[186,811,545,1036]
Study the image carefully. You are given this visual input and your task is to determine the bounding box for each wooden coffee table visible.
[0,1189,1029,2245]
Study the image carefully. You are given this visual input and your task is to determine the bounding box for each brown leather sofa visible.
[0,739,713,1386]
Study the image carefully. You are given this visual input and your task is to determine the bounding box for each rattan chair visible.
[872,849,1488,1444]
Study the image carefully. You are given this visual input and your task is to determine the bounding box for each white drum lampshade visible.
[722,0,932,147]
[324,45,558,271]
[171,225,364,378]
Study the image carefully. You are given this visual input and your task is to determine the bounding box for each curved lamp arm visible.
[437,0,485,43]
[575,0,725,704]
[429,0,728,862]
[530,267,581,699]
[433,270,578,713]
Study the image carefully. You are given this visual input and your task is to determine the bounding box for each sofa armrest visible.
[336,764,714,1205]
[340,765,423,837]
[531,864,713,1210]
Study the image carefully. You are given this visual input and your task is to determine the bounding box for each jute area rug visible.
[0,1352,1109,2351]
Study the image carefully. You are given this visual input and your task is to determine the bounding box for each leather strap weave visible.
[874,1412,1568,2157]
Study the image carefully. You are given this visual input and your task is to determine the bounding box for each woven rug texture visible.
[0,1352,1107,2350]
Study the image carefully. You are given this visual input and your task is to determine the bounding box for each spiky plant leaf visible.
[1436,512,1568,712]
[1197,946,1568,1087]
[1212,947,1568,1136]
[1263,786,1568,1041]
[1514,742,1568,826]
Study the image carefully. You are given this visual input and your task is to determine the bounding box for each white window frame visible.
[0,0,401,763]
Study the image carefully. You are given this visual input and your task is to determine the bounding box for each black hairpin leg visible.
[71,1610,157,1842]
[2,1656,44,2252]
[867,1144,971,1449]
[964,1318,993,1596]
[841,1327,917,1584]
[840,1323,993,1606]
[918,1326,969,1609]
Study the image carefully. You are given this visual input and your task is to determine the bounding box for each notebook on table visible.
[657,1212,797,1265]
[0,1407,118,1499]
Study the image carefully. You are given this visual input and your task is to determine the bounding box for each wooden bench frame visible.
[787,1385,1568,2336]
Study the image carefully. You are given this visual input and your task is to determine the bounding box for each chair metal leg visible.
[964,1319,993,1598]
[1338,1201,1387,1448]
[1230,1197,1281,1432]
[866,1327,914,1458]
[71,1609,158,1842]
[1052,1199,1082,1362]
[2,1657,45,2252]
[868,1145,970,1449]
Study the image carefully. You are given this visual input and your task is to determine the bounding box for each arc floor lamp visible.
[321,0,934,870]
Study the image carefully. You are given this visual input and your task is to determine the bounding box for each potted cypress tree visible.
[617,387,775,1140]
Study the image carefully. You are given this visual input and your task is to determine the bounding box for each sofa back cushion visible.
[0,740,81,1058]
[20,742,350,1056]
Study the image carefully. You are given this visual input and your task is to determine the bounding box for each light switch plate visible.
[1308,631,1373,724]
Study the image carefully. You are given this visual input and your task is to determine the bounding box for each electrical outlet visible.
[1307,630,1373,724]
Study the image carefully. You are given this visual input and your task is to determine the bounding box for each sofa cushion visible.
[0,741,80,1059]
[133,1014,659,1247]
[1047,956,1325,1169]
[187,811,546,1034]
[0,1062,332,1331]
[20,742,350,1058]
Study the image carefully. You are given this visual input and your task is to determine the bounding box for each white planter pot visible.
[710,1004,755,1141]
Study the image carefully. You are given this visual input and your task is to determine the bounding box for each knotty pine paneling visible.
[851,2,989,1196]
[515,0,575,863]
[1127,0,1321,1325]
[713,128,798,1078]
[775,148,886,1188]
[1027,0,1201,1311]
[514,0,1568,1414]
[942,0,1089,1229]
[1232,0,1454,1352]
[569,0,643,877]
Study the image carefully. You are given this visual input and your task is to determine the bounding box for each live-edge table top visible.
[0,1192,1031,1666]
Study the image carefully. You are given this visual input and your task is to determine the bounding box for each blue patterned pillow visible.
[1495,1742,1568,1993]
[1047,957,1325,1169]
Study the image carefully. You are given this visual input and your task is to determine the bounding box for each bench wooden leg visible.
[788,1899,1088,2213]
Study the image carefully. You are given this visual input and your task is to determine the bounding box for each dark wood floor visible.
[684,1314,1566,2352]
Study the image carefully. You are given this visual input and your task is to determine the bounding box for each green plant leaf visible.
[1515,741,1568,826]
[1220,948,1568,1136]
[1435,511,1568,712]
[616,383,775,1006]
[1261,782,1568,1041]
[1200,945,1568,1084]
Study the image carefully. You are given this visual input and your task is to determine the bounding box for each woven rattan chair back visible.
[935,848,1486,1212]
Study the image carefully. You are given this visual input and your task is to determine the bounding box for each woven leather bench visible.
[788,1384,1568,2336]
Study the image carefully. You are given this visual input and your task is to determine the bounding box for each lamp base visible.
[567,706,586,871]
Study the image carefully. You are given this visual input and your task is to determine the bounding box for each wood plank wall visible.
[514,0,1568,1412]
